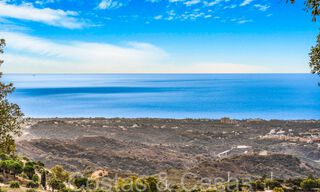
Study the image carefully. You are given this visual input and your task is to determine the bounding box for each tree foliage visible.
[48,177,65,192]
[310,34,320,74]
[288,0,320,75]
[0,39,24,154]
[288,0,320,21]
[6,160,23,180]
[73,177,88,189]
[300,178,319,191]
[50,165,70,183]
[24,162,36,179]
[41,169,47,190]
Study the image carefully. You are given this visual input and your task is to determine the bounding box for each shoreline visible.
[25,117,320,122]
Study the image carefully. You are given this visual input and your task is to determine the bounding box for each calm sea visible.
[2,74,320,119]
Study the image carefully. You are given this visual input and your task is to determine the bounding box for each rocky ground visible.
[16,118,320,180]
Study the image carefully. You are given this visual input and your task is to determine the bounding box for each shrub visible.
[35,161,44,168]
[32,174,39,183]
[273,187,284,192]
[20,173,29,179]
[301,178,318,191]
[0,153,9,161]
[265,179,281,189]
[51,165,70,183]
[24,163,35,179]
[58,188,74,192]
[74,177,88,189]
[88,179,96,189]
[49,178,65,192]
[10,181,20,188]
[145,176,159,192]
[26,181,39,188]
[93,189,105,192]
[250,180,265,191]
[22,157,30,161]
[0,175,4,183]
[26,189,37,192]
[287,178,303,186]
[0,188,7,192]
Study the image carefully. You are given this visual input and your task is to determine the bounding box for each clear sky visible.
[0,0,319,73]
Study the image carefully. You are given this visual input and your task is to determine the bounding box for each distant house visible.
[220,117,238,124]
[246,118,264,123]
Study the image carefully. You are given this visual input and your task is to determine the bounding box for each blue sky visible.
[0,0,319,73]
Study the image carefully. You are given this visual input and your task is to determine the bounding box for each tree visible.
[49,177,65,192]
[8,160,23,180]
[287,1,320,75]
[288,1,320,21]
[0,160,10,176]
[50,165,70,183]
[41,169,47,190]
[300,178,318,191]
[23,162,35,179]
[0,39,24,155]
[310,34,320,75]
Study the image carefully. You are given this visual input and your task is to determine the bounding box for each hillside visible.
[16,118,320,180]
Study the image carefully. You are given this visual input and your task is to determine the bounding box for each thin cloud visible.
[154,15,163,20]
[97,0,123,10]
[0,31,273,73]
[0,1,85,29]
[239,0,253,7]
[237,19,252,24]
[184,0,201,6]
[0,31,168,73]
[254,4,270,12]
[204,0,228,7]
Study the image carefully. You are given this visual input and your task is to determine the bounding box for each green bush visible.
[265,179,281,189]
[26,189,37,192]
[0,175,4,183]
[10,181,20,188]
[273,187,284,192]
[250,180,265,191]
[73,177,88,189]
[88,179,96,189]
[20,173,29,179]
[300,178,318,191]
[26,181,39,188]
[22,157,30,162]
[286,178,303,186]
[58,188,74,192]
[49,178,65,191]
[0,153,9,161]
[93,189,106,192]
[32,174,39,183]
[0,188,7,192]
[23,163,35,179]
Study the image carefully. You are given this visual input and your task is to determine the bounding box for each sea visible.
[2,74,320,120]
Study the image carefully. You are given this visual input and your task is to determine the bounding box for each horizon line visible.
[2,72,315,75]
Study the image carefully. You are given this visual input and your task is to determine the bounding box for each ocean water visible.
[2,74,320,120]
